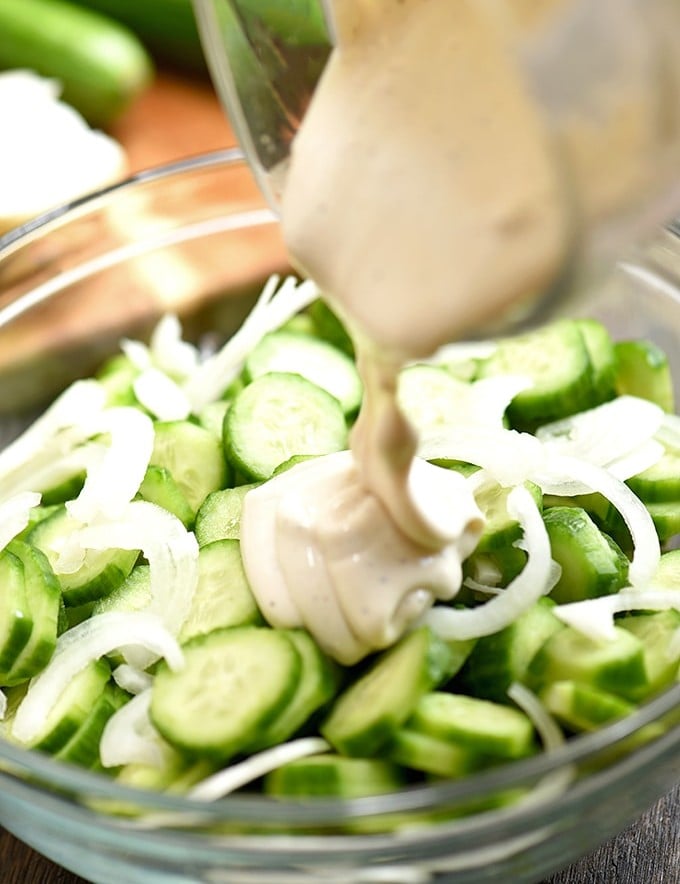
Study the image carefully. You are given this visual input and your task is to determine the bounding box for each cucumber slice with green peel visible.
[265,756,405,799]
[651,549,680,588]
[245,331,362,416]
[41,473,86,506]
[539,680,636,733]
[271,454,319,476]
[151,420,229,514]
[179,540,261,644]
[386,727,481,778]
[320,627,456,756]
[308,298,354,356]
[55,683,127,768]
[543,507,629,604]
[17,658,111,753]
[151,626,303,762]
[627,444,680,503]
[96,353,139,407]
[29,506,139,607]
[618,610,680,699]
[527,625,648,701]
[475,481,542,552]
[0,548,33,680]
[397,364,471,438]
[430,458,480,478]
[614,339,675,412]
[196,399,231,440]
[2,541,60,686]
[575,318,617,403]
[407,692,536,760]
[224,372,348,481]
[194,484,260,545]
[137,464,194,528]
[91,564,151,617]
[249,630,340,751]
[463,546,528,592]
[476,319,596,431]
[647,501,680,544]
[456,598,563,703]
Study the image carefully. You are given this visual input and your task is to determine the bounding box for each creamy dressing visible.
[238,0,658,662]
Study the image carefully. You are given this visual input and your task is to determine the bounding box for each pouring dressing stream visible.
[238,0,665,664]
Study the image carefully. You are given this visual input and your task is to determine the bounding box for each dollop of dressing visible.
[242,0,569,662]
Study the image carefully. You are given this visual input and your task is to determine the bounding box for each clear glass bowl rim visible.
[0,148,678,827]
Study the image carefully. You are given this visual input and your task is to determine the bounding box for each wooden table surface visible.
[0,71,678,884]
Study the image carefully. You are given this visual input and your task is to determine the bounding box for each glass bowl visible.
[0,151,679,884]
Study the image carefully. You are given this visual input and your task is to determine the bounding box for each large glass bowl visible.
[0,151,678,884]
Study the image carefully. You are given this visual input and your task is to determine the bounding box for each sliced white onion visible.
[113,664,154,695]
[419,426,545,488]
[99,689,165,768]
[149,314,199,380]
[120,338,151,370]
[67,408,154,523]
[184,276,319,411]
[554,589,680,642]
[12,612,183,744]
[0,689,6,721]
[539,455,660,588]
[606,440,664,483]
[133,368,191,421]
[0,491,41,551]
[656,413,680,451]
[421,486,554,640]
[0,380,105,484]
[75,501,199,637]
[3,441,106,501]
[507,683,564,752]
[537,397,664,469]
[188,737,331,802]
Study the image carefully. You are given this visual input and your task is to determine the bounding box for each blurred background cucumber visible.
[0,0,155,127]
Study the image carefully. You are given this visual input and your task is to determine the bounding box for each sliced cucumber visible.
[308,298,354,356]
[647,501,680,544]
[265,755,404,799]
[179,540,261,644]
[539,680,636,733]
[91,564,151,617]
[527,625,648,701]
[320,627,455,756]
[137,464,194,528]
[151,420,228,514]
[475,480,542,552]
[224,372,348,481]
[407,692,536,760]
[456,598,563,702]
[2,540,60,686]
[194,484,260,545]
[627,443,680,504]
[151,626,302,762]
[30,506,139,607]
[55,683,127,768]
[19,659,111,753]
[614,339,675,412]
[575,318,616,404]
[245,330,362,416]
[249,629,340,750]
[618,610,680,699]
[543,507,629,604]
[476,319,596,431]
[96,353,139,407]
[196,399,231,440]
[397,364,470,438]
[387,727,481,778]
[0,548,33,681]
[651,549,680,588]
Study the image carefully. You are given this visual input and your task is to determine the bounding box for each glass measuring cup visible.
[193,0,680,328]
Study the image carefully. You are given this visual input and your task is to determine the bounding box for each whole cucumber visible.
[0,0,154,127]
[69,0,208,76]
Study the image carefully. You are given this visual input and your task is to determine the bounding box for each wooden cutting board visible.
[110,70,238,172]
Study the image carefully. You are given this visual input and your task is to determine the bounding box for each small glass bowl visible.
[0,151,679,884]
